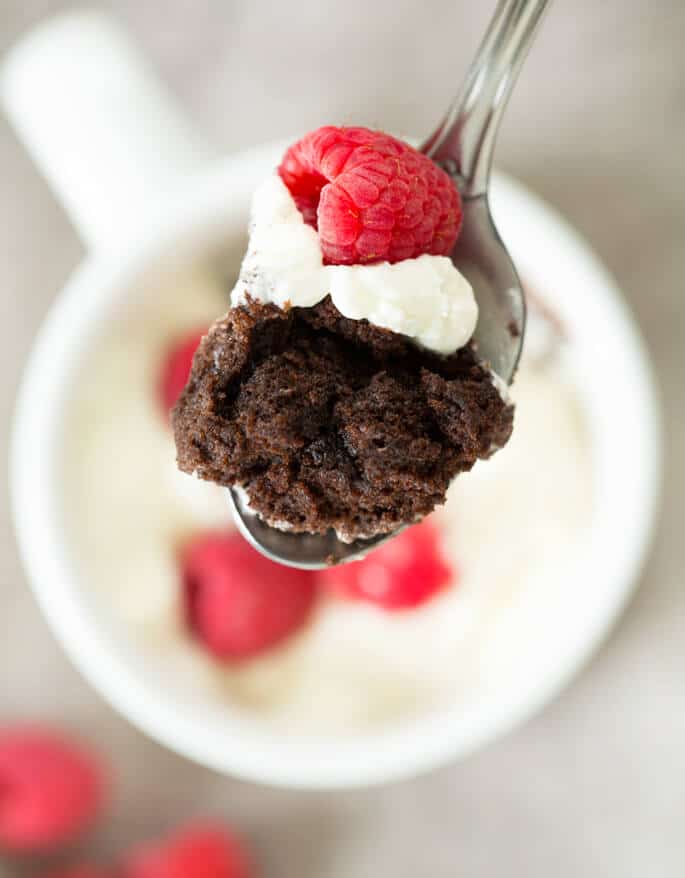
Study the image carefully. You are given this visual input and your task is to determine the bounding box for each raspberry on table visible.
[181,532,319,661]
[122,822,252,878]
[0,726,105,851]
[157,328,206,417]
[319,519,454,610]
[278,125,462,265]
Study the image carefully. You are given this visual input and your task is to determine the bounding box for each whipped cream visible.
[231,175,478,355]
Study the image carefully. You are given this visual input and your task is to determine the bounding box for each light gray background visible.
[1,1,683,875]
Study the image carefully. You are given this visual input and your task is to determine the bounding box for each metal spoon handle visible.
[423,0,550,198]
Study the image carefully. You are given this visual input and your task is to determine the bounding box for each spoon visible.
[229,0,551,569]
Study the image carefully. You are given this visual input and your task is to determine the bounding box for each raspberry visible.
[158,329,206,416]
[122,823,252,878]
[319,520,454,610]
[0,727,105,851]
[278,126,462,265]
[181,532,318,660]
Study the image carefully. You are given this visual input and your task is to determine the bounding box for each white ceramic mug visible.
[2,10,661,788]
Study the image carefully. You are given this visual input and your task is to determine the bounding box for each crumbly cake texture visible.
[173,297,513,541]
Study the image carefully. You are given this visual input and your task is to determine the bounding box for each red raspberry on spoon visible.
[122,822,252,878]
[279,126,462,265]
[319,520,454,610]
[181,532,318,661]
[0,726,105,851]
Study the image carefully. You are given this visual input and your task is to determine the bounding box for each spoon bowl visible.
[229,488,405,570]
[230,0,549,568]
[229,195,526,568]
[453,195,525,382]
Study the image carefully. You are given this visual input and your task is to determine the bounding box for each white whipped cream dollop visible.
[231,175,478,355]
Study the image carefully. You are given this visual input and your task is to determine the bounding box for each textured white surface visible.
[0,1,682,876]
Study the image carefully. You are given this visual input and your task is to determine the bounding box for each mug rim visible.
[10,142,662,788]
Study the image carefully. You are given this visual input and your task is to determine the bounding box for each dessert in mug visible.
[63,267,591,731]
[173,128,513,541]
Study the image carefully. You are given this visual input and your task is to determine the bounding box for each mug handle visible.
[0,9,216,252]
